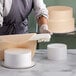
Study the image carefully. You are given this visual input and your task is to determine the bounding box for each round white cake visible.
[47,6,75,33]
[4,48,34,68]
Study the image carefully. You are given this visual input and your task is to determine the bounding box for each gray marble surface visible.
[0,49,76,76]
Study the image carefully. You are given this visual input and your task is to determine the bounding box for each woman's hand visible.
[39,24,53,35]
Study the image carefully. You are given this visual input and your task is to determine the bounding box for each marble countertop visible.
[0,49,76,76]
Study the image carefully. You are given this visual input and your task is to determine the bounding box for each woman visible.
[0,0,50,35]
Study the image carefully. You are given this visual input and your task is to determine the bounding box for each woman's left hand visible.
[39,24,53,35]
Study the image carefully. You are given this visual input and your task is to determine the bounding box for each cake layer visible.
[48,18,74,22]
[47,6,73,19]
[48,19,75,33]
[4,49,32,68]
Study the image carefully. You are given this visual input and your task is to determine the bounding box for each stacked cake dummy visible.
[47,6,75,33]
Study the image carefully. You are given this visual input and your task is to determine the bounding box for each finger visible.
[43,30,53,35]
[38,39,43,42]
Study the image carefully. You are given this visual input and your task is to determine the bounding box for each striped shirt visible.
[0,0,48,26]
[3,0,48,19]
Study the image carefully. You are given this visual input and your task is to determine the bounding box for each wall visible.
[28,0,76,49]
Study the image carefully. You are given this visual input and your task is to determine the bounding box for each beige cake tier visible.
[47,6,75,33]
[0,33,37,60]
[48,19,75,33]
[47,6,73,19]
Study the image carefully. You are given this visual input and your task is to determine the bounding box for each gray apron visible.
[0,0,33,35]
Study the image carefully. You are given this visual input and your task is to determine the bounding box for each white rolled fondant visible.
[4,48,32,68]
[47,43,67,60]
[30,34,51,42]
